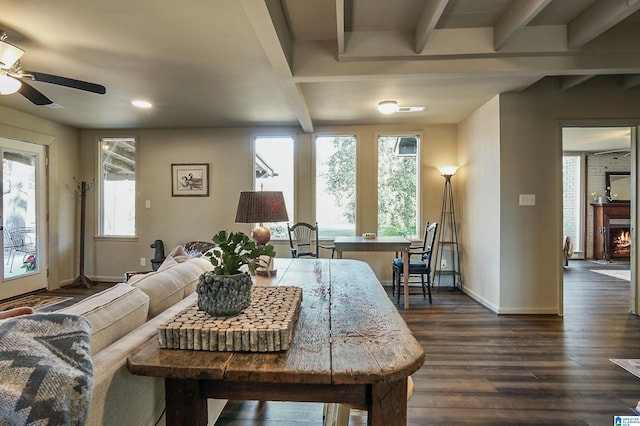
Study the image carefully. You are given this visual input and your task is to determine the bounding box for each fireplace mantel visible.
[592,203,630,260]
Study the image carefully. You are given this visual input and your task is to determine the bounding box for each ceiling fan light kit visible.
[0,39,24,69]
[0,31,106,104]
[377,100,399,114]
[0,71,20,94]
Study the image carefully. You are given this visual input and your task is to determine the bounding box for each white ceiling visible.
[563,127,632,153]
[0,0,639,136]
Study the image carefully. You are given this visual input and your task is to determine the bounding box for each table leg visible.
[403,247,409,309]
[368,378,407,426]
[165,378,207,426]
[337,250,343,259]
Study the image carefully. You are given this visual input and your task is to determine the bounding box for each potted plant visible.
[197,230,276,317]
[591,187,613,204]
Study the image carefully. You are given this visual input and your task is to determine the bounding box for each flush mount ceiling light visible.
[132,99,152,108]
[0,70,21,94]
[377,100,399,115]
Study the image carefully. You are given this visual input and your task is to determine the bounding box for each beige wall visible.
[458,96,501,311]
[6,74,638,313]
[0,105,80,290]
[498,77,640,314]
[80,124,457,283]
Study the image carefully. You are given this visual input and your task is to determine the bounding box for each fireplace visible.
[592,203,631,260]
[609,226,631,258]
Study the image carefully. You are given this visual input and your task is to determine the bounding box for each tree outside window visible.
[377,135,419,238]
[316,136,356,238]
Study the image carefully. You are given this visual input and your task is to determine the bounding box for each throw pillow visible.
[156,245,190,272]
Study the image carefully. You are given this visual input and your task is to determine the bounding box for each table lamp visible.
[235,191,289,275]
[235,191,289,244]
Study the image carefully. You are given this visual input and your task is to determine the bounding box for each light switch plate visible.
[519,194,536,206]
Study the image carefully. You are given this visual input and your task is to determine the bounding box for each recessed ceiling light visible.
[132,100,152,108]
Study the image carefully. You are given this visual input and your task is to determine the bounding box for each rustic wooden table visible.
[334,236,412,309]
[127,258,424,426]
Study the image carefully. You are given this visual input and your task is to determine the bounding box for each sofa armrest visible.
[88,293,227,426]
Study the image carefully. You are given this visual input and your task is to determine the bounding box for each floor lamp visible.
[434,166,462,291]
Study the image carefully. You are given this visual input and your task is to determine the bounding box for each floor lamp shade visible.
[235,191,289,245]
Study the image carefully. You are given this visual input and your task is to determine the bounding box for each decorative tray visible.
[158,286,302,352]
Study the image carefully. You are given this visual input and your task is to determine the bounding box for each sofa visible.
[58,245,227,426]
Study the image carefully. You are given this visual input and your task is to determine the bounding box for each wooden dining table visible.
[127,258,424,426]
[334,236,412,309]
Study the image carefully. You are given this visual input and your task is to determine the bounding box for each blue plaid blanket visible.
[0,313,93,425]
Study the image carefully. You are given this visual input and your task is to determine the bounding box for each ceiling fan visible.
[0,31,105,105]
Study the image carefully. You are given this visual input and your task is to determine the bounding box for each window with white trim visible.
[377,135,419,238]
[315,135,357,238]
[254,136,294,239]
[99,137,136,236]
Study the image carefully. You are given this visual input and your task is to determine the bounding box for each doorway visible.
[0,137,48,300]
[562,126,634,311]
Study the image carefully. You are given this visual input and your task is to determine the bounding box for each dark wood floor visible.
[37,260,640,425]
[214,260,640,425]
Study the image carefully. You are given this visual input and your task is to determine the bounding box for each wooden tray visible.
[157,286,302,352]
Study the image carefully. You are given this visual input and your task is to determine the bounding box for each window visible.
[377,135,419,238]
[99,137,136,236]
[563,155,582,250]
[254,136,294,239]
[315,136,357,238]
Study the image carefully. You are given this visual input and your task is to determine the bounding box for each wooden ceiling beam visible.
[336,0,345,55]
[568,0,640,48]
[622,74,640,90]
[562,75,596,90]
[494,0,552,51]
[414,0,450,54]
[241,0,314,133]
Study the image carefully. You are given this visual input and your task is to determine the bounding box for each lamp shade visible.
[235,191,289,224]
[437,165,458,176]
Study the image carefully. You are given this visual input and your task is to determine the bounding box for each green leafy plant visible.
[205,230,276,275]
[591,186,614,202]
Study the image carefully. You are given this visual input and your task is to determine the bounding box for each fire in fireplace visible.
[610,227,631,258]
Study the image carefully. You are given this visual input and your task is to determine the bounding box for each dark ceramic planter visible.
[196,271,253,317]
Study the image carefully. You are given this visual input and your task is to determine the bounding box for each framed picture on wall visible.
[171,163,210,197]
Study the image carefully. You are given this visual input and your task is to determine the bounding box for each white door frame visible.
[0,137,48,299]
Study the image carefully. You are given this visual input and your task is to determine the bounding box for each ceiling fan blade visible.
[18,81,53,105]
[25,71,106,94]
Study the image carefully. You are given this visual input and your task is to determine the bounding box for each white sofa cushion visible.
[59,283,149,355]
[130,257,213,319]
[87,292,227,426]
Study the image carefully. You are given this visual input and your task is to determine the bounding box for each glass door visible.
[0,138,47,299]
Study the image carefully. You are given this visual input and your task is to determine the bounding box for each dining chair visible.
[391,222,438,304]
[287,222,335,258]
